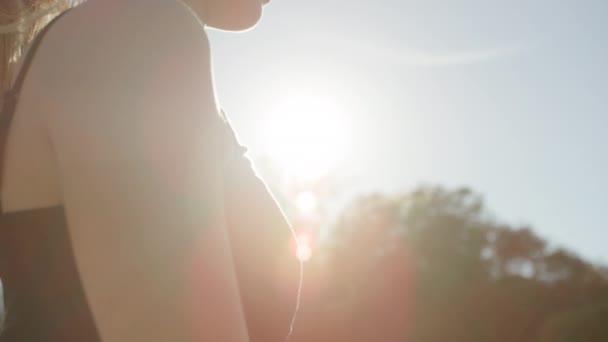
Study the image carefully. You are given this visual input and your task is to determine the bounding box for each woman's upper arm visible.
[29,2,247,341]
[222,119,302,342]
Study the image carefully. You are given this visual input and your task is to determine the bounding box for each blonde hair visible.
[0,0,75,97]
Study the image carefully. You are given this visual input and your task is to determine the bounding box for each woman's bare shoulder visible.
[28,0,215,118]
[55,0,206,39]
[36,0,210,80]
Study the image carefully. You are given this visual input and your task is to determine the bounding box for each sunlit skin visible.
[1,0,289,341]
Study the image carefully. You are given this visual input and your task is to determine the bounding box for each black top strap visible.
[0,11,69,211]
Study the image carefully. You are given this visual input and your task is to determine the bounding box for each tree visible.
[290,186,608,342]
[540,301,608,342]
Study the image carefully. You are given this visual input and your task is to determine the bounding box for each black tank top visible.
[0,11,102,342]
[0,9,300,342]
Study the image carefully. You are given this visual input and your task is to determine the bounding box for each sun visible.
[261,93,350,182]
[295,191,317,217]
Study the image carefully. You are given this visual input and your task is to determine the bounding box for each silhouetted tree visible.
[290,186,608,342]
[540,300,608,342]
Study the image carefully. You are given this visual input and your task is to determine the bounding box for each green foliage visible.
[292,186,608,342]
[540,301,608,342]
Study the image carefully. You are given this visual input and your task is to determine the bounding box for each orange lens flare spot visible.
[292,232,314,262]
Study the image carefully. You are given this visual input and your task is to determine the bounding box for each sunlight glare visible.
[295,233,313,262]
[262,93,349,182]
[296,191,318,216]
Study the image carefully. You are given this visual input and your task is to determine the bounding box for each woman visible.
[0,0,300,341]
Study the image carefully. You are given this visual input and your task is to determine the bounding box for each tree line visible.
[289,186,608,342]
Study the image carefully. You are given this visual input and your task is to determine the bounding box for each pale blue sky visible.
[209,0,608,263]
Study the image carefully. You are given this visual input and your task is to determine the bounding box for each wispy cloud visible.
[383,44,527,67]
[325,33,528,68]
[272,29,528,68]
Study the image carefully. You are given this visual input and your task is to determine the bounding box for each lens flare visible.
[295,233,313,262]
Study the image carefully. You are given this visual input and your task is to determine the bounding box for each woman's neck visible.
[178,0,208,26]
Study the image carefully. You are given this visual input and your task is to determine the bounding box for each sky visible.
[208,0,608,263]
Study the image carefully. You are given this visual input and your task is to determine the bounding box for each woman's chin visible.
[206,7,263,32]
